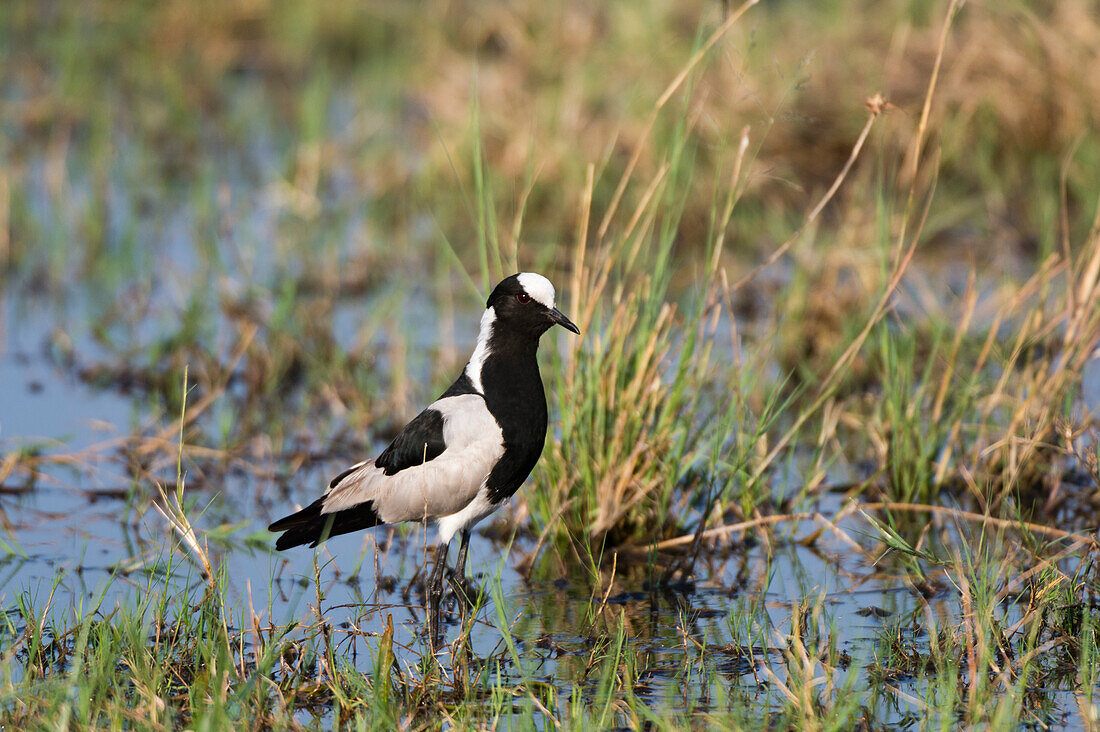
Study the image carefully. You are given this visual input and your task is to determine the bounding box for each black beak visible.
[549,307,580,335]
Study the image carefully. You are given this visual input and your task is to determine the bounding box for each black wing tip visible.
[268,498,325,550]
[268,497,324,532]
[267,516,298,533]
[273,529,317,551]
[268,500,383,551]
[270,518,330,551]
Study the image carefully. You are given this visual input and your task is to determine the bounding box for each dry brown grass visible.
[11,0,1095,260]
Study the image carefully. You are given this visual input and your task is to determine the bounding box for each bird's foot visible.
[446,572,482,610]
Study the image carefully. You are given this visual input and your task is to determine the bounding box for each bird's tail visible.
[268,498,383,550]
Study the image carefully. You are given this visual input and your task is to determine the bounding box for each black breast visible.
[478,343,548,504]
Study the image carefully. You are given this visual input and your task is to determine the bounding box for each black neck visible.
[479,334,547,445]
[479,336,548,504]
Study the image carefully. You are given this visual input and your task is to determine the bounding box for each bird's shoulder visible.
[371,373,498,477]
[372,404,448,476]
[439,370,481,399]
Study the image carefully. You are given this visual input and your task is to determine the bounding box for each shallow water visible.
[3,138,1099,727]
[1,297,1092,727]
[2,469,1087,727]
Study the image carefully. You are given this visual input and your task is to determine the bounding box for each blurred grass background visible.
[4,1,1100,727]
[4,0,1099,281]
[3,0,1100,545]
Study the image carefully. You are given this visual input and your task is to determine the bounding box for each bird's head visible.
[486,273,580,337]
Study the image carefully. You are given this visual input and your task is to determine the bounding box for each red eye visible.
[516,293,531,303]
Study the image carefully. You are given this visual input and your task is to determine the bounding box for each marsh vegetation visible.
[3,0,1100,727]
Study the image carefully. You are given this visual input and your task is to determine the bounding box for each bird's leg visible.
[453,529,471,578]
[426,541,449,647]
[447,529,480,610]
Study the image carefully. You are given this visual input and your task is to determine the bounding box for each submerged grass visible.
[3,0,1100,727]
[4,504,1100,726]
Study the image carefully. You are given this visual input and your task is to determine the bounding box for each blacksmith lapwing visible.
[269,272,579,639]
